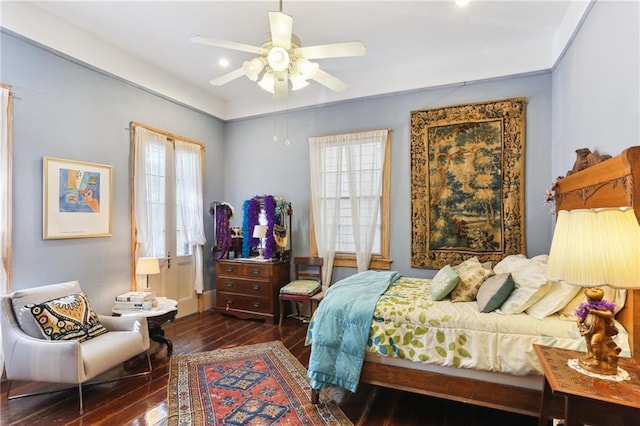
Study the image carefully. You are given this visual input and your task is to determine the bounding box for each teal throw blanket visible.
[306,270,401,392]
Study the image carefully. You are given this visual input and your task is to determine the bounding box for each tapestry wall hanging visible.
[410,98,526,269]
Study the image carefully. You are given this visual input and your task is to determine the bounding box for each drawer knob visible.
[225,267,233,272]
[250,269,260,275]
[225,282,234,288]
[252,301,260,308]
[252,284,260,290]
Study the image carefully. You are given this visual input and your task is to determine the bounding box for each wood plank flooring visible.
[1,310,540,425]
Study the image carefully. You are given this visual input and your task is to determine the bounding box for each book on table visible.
[115,291,155,303]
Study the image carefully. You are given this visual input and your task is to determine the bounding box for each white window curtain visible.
[1,85,13,371]
[134,127,167,279]
[309,129,388,285]
[175,140,206,294]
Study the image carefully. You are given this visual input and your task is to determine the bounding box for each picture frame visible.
[410,98,526,269]
[43,156,113,239]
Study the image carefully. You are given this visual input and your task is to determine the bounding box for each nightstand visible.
[534,344,640,426]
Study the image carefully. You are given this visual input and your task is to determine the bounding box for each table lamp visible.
[253,225,268,259]
[136,257,160,289]
[546,207,640,376]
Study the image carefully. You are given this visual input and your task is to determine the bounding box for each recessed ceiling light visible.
[456,0,470,7]
[218,58,230,68]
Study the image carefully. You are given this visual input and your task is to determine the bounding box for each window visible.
[309,129,391,271]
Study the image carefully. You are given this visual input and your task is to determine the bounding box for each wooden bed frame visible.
[313,146,640,418]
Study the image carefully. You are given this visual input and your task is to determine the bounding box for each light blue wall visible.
[1,32,226,314]
[3,0,636,309]
[224,74,554,282]
[551,1,639,178]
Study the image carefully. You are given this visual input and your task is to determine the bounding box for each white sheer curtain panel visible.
[309,136,343,287]
[134,126,167,289]
[175,140,206,294]
[346,129,388,271]
[1,85,13,370]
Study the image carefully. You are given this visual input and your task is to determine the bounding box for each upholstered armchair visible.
[1,280,151,414]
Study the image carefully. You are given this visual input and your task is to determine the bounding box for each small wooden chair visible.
[279,257,324,326]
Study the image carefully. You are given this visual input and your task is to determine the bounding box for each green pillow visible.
[430,265,460,301]
[476,273,515,313]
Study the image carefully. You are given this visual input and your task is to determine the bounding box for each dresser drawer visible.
[216,262,243,276]
[242,263,271,278]
[218,293,271,314]
[217,277,270,297]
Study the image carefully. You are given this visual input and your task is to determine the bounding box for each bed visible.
[308,146,640,418]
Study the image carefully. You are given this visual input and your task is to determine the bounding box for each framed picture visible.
[43,156,113,239]
[410,98,526,269]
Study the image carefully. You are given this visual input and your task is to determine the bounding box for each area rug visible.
[167,341,352,425]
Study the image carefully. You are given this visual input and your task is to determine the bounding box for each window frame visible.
[309,131,392,270]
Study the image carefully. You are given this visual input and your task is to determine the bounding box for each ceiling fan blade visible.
[209,67,246,86]
[268,11,293,49]
[191,35,265,55]
[297,42,366,59]
[274,77,289,100]
[312,69,349,92]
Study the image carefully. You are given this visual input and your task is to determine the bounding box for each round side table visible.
[112,297,178,356]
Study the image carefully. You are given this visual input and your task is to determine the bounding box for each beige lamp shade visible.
[136,257,160,275]
[253,225,268,239]
[546,207,640,289]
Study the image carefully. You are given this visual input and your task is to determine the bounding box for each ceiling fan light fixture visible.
[258,72,275,94]
[267,46,290,72]
[298,60,320,80]
[242,57,265,81]
[290,73,309,91]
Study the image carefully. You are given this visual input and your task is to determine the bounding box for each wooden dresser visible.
[215,259,290,323]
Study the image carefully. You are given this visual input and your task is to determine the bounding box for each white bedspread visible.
[366,277,631,375]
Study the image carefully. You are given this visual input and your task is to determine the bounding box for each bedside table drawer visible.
[218,278,269,296]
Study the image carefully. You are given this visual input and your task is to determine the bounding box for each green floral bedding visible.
[366,277,631,375]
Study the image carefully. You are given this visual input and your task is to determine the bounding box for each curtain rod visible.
[130,121,205,149]
[309,128,392,140]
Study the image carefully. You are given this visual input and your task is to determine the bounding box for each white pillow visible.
[493,254,529,275]
[525,281,581,319]
[499,260,552,314]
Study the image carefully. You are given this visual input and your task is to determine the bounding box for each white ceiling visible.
[1,1,591,121]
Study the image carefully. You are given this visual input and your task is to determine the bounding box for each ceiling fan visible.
[191,0,366,99]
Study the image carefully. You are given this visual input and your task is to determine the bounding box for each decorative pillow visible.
[476,273,515,313]
[493,254,529,275]
[27,292,108,342]
[280,280,321,296]
[429,265,460,301]
[525,280,581,319]
[499,260,552,314]
[450,257,494,302]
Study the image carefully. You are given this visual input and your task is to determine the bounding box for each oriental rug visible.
[167,341,352,425]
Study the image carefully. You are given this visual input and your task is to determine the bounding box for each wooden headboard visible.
[554,146,640,357]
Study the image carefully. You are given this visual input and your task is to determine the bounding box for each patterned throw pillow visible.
[28,292,108,342]
[450,257,494,302]
[280,280,321,296]
[476,273,515,313]
[430,265,460,301]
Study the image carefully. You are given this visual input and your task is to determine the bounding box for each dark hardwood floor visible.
[1,310,540,425]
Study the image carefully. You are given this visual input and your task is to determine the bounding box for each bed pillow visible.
[499,260,552,314]
[430,265,460,301]
[525,280,581,319]
[558,287,627,319]
[450,257,494,302]
[476,273,515,313]
[27,291,108,342]
[493,254,529,275]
